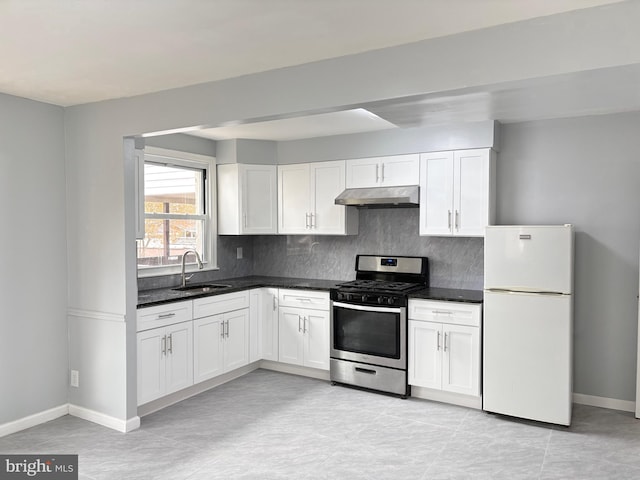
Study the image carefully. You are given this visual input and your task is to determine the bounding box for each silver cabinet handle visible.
[380,163,385,183]
[310,212,315,229]
[295,297,312,303]
[455,210,459,230]
[437,331,441,351]
[444,332,448,352]
[303,316,308,334]
[225,320,230,338]
[298,315,302,333]
[220,321,225,339]
[272,296,277,311]
[447,210,452,229]
[167,333,173,354]
[375,164,380,183]
[158,313,176,319]
[161,335,167,356]
[433,310,453,315]
[305,213,310,229]
[243,212,247,228]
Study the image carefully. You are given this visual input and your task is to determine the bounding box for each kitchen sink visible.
[172,283,231,293]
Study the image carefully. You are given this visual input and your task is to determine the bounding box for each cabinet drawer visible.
[137,301,193,332]
[278,289,330,310]
[193,290,250,319]
[409,299,481,328]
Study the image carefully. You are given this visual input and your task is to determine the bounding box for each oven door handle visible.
[332,302,402,314]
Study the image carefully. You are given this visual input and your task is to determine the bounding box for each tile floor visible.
[2,369,640,479]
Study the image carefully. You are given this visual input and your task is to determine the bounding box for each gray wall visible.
[497,112,640,402]
[144,133,216,157]
[252,209,483,289]
[0,93,68,423]
[277,121,497,164]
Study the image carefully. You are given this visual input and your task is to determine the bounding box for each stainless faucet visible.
[181,250,204,287]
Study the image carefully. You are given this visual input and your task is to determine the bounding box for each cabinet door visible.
[419,152,454,236]
[278,307,304,366]
[310,160,347,234]
[442,324,479,396]
[278,164,311,234]
[379,155,419,186]
[261,288,279,362]
[193,316,224,383]
[408,320,442,389]
[345,158,380,188]
[241,164,277,234]
[249,289,262,363]
[454,149,490,237]
[224,309,249,372]
[137,329,166,405]
[303,309,330,370]
[164,322,193,395]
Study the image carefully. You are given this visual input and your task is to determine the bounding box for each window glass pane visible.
[137,160,208,271]
[144,163,203,215]
[137,218,205,267]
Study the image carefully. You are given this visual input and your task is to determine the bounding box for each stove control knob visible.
[387,297,395,306]
[361,294,368,303]
[377,296,385,305]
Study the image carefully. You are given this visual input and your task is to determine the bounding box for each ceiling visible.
[3,0,634,142]
[0,0,621,108]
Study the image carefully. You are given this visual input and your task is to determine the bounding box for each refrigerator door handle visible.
[485,288,567,296]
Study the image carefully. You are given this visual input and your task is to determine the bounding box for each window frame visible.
[137,146,217,277]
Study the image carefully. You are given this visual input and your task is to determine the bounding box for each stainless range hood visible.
[334,185,420,208]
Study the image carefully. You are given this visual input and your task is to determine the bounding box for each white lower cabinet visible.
[137,320,193,405]
[278,307,329,370]
[408,299,481,398]
[193,308,249,383]
[250,288,279,362]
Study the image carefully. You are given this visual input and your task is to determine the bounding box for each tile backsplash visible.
[138,208,484,291]
[253,208,484,289]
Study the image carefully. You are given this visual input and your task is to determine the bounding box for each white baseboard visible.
[68,404,140,433]
[259,360,331,381]
[573,393,635,413]
[410,386,482,409]
[0,405,69,438]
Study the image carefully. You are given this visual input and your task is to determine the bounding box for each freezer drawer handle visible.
[519,234,532,240]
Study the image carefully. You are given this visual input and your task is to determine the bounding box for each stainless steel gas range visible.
[330,255,429,398]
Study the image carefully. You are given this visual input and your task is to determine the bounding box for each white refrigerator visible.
[483,225,574,426]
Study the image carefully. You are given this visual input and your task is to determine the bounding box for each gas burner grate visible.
[336,280,422,292]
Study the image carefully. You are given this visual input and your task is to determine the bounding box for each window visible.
[137,148,216,274]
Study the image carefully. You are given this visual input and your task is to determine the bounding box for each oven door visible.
[331,301,406,370]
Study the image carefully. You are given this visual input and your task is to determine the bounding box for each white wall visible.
[62,1,640,424]
[497,112,640,402]
[0,93,67,424]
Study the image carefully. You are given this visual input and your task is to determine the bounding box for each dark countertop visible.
[138,276,483,308]
[409,287,483,304]
[138,275,342,308]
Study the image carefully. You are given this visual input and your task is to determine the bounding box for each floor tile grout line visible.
[536,424,554,480]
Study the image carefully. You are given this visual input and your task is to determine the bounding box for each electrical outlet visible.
[70,370,79,388]
[237,247,243,259]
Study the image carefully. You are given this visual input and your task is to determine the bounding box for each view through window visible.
[137,158,209,269]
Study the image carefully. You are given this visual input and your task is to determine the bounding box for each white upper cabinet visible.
[278,161,358,235]
[419,148,495,237]
[345,154,420,188]
[217,163,277,235]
